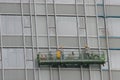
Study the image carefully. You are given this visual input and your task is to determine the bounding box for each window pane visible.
[55,0,75,4]
[106,6,120,16]
[0,3,21,14]
[76,0,83,4]
[2,36,23,47]
[36,16,47,36]
[91,71,100,80]
[26,49,33,60]
[47,4,54,15]
[85,0,94,4]
[78,4,84,16]
[86,18,97,36]
[86,5,95,16]
[107,18,120,36]
[0,0,20,3]
[58,37,78,48]
[56,4,75,15]
[110,50,120,70]
[38,37,48,47]
[109,38,120,48]
[106,0,120,5]
[61,69,80,80]
[2,16,22,35]
[3,48,24,69]
[34,0,45,3]
[88,37,98,48]
[57,17,77,36]
[4,70,25,80]
[50,37,57,47]
[36,4,45,15]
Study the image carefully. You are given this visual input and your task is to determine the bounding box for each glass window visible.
[26,49,33,60]
[2,36,23,47]
[112,71,120,80]
[0,3,21,14]
[57,17,77,36]
[80,37,87,47]
[86,18,97,37]
[40,70,50,80]
[76,0,83,4]
[56,4,76,15]
[106,0,120,5]
[47,0,53,3]
[50,37,57,47]
[79,17,85,28]
[58,37,78,48]
[48,16,55,27]
[86,5,95,16]
[109,38,120,49]
[1,16,22,35]
[3,48,24,69]
[47,4,54,15]
[23,16,30,28]
[36,16,47,36]
[107,18,120,37]
[79,28,86,36]
[97,5,104,16]
[106,6,120,16]
[4,70,25,80]
[91,71,101,80]
[77,4,84,16]
[110,50,120,70]
[96,0,102,4]
[36,4,45,15]
[100,38,106,48]
[49,27,56,36]
[85,0,94,4]
[38,37,48,47]
[61,69,80,80]
[34,0,45,3]
[0,0,20,3]
[25,37,32,47]
[88,37,98,48]
[55,0,75,4]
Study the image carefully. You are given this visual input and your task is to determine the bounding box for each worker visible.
[56,46,64,60]
[83,45,90,59]
[67,51,75,59]
[48,51,54,60]
[40,54,47,60]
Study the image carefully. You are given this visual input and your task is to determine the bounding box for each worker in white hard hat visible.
[83,45,90,59]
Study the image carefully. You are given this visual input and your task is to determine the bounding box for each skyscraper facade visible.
[0,0,119,80]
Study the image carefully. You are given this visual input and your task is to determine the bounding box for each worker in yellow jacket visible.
[56,49,62,59]
[56,46,64,60]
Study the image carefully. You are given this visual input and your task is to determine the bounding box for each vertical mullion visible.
[53,1,61,80]
[94,0,103,80]
[83,0,91,80]
[32,0,40,80]
[75,1,83,80]
[45,0,50,51]
[0,15,4,80]
[45,0,53,80]
[103,0,112,80]
[75,0,82,57]
[53,0,58,48]
[20,0,27,80]
[83,0,88,44]
[29,0,36,80]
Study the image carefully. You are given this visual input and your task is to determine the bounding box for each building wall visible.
[0,0,120,80]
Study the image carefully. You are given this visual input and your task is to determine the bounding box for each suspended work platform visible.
[37,51,105,67]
